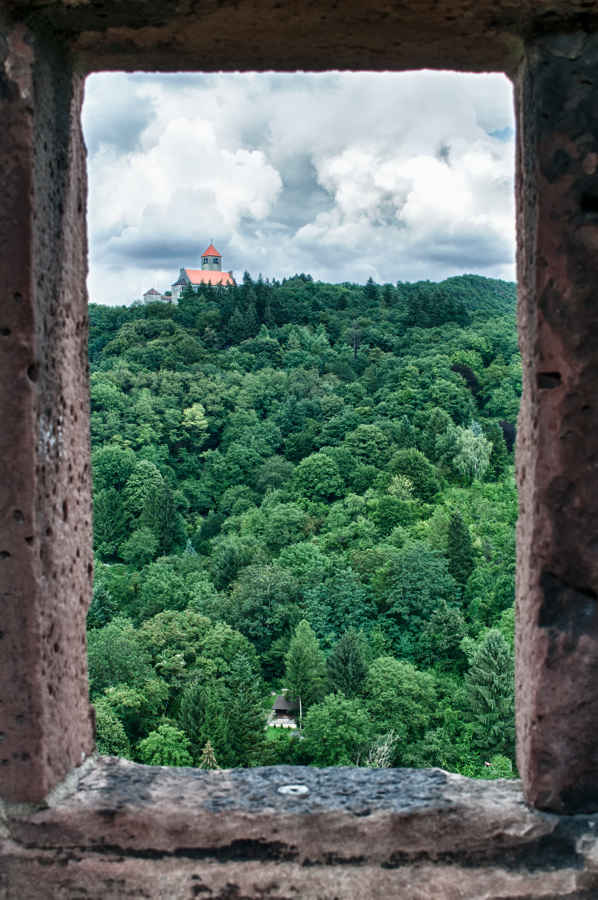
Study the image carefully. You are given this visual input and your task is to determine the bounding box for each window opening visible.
[82,70,518,777]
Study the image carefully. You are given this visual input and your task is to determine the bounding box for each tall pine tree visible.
[178,680,232,766]
[482,421,509,479]
[142,480,178,556]
[326,630,368,698]
[285,620,326,727]
[87,582,117,629]
[421,407,452,462]
[465,629,515,759]
[93,487,127,558]
[447,511,474,585]
[227,654,268,768]
[363,276,379,304]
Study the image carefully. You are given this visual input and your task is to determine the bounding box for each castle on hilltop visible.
[142,242,235,304]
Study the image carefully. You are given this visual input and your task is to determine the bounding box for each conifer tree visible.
[87,582,117,630]
[179,680,232,766]
[415,599,467,672]
[254,273,268,321]
[285,620,326,727]
[199,740,221,770]
[482,421,508,479]
[227,309,246,345]
[465,629,515,759]
[244,303,259,338]
[241,269,254,293]
[395,415,417,450]
[327,630,368,698]
[381,283,395,306]
[93,487,127,558]
[227,654,268,767]
[363,276,379,304]
[447,511,474,585]
[263,299,276,328]
[142,480,177,556]
[421,407,452,461]
[406,288,424,326]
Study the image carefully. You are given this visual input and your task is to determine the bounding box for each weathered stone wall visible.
[2,760,598,900]
[515,31,598,815]
[0,21,94,804]
[2,1,598,895]
[1,0,598,75]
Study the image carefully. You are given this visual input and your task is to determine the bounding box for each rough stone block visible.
[2,760,598,899]
[515,31,598,814]
[0,23,94,803]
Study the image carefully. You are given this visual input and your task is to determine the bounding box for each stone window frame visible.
[1,3,598,896]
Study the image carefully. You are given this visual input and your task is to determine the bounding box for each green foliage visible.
[482,420,509,479]
[285,620,326,721]
[94,700,132,757]
[93,488,127,558]
[177,654,267,767]
[415,600,467,672]
[137,724,193,767]
[226,654,269,767]
[364,657,437,756]
[88,271,520,776]
[421,407,452,461]
[326,630,369,698]
[87,582,117,630]
[87,617,154,696]
[302,693,372,766]
[120,526,158,567]
[447,511,474,585]
[178,679,232,764]
[437,425,492,482]
[465,629,515,758]
[344,424,391,467]
[374,543,457,657]
[293,453,345,502]
[263,503,307,552]
[388,449,438,502]
[124,460,164,524]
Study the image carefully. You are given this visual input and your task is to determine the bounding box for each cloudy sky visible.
[82,71,516,306]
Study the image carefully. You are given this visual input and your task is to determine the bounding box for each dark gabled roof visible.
[273,694,299,711]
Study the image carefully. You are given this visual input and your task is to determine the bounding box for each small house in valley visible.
[271,694,299,728]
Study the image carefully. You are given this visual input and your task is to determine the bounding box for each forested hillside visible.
[88,271,520,776]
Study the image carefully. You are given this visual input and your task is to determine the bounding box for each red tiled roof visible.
[144,288,160,295]
[185,268,234,286]
[200,244,222,258]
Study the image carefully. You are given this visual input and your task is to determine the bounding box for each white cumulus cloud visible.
[82,70,515,305]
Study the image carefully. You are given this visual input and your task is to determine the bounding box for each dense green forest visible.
[88,271,520,776]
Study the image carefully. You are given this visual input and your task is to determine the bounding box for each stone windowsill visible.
[1,757,598,898]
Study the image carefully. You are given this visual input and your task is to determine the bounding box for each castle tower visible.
[201,243,222,272]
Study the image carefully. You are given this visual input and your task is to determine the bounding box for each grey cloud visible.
[270,155,334,229]
[84,71,516,304]
[83,74,155,155]
[409,227,514,268]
